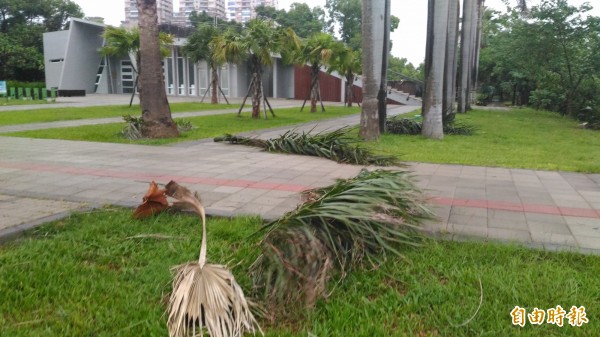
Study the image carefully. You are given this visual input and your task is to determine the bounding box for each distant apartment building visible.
[227,0,277,23]
[175,0,226,26]
[123,0,174,27]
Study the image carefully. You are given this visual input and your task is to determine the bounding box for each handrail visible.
[387,69,424,84]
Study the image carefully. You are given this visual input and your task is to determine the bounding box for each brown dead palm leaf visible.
[133,181,169,219]
[164,181,261,337]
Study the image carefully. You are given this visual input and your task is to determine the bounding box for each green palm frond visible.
[214,127,400,166]
[386,116,476,136]
[250,169,433,308]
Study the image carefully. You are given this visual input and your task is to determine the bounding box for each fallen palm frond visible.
[133,181,169,219]
[250,169,432,310]
[214,127,400,166]
[385,116,475,135]
[165,181,261,337]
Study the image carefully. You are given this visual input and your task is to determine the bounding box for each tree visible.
[326,0,362,50]
[255,3,326,38]
[212,19,300,119]
[422,0,454,140]
[100,26,173,107]
[293,32,336,112]
[458,0,475,113]
[136,0,178,138]
[478,1,600,116]
[189,10,241,31]
[183,25,228,104]
[329,43,361,107]
[443,0,460,122]
[359,0,385,140]
[0,0,83,80]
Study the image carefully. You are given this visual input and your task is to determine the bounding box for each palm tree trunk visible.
[346,71,354,107]
[458,0,474,113]
[252,71,262,119]
[422,0,449,140]
[211,66,218,104]
[137,0,179,138]
[359,0,384,141]
[310,64,319,113]
[443,0,460,123]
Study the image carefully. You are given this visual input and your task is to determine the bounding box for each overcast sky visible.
[72,0,599,65]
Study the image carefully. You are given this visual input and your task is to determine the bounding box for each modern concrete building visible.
[42,19,295,101]
[123,0,174,27]
[42,19,419,105]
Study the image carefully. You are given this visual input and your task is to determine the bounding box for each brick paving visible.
[0,97,598,254]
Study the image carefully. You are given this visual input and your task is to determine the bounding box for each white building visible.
[227,0,277,23]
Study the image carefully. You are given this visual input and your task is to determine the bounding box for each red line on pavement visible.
[431,196,600,219]
[3,161,599,218]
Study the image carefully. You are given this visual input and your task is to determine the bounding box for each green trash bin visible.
[25,87,31,99]
[33,88,40,100]
[42,88,47,100]
[9,87,16,99]
[17,87,23,99]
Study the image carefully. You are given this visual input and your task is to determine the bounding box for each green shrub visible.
[385,116,476,136]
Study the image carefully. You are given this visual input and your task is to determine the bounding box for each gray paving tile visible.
[528,221,571,235]
[487,228,531,243]
[448,214,487,227]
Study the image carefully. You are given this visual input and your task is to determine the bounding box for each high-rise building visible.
[123,0,174,27]
[177,0,226,26]
[227,0,277,23]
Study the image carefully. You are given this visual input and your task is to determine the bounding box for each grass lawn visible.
[371,108,600,173]
[3,106,360,145]
[0,208,598,336]
[0,102,238,126]
[0,99,53,107]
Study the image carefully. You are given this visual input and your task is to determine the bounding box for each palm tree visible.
[212,19,300,119]
[422,0,450,139]
[100,26,173,107]
[359,0,385,140]
[136,0,179,138]
[183,25,229,104]
[443,0,460,122]
[458,0,475,113]
[329,43,361,107]
[293,32,336,113]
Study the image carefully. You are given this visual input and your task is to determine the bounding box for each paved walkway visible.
[0,98,598,254]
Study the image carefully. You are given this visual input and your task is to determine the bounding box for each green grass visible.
[0,102,238,126]
[0,99,54,107]
[4,106,360,145]
[370,108,600,173]
[0,208,597,336]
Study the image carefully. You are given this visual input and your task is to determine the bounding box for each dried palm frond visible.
[215,127,400,166]
[165,181,261,337]
[133,181,169,219]
[250,169,433,309]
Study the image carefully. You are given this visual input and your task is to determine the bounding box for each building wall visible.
[43,31,69,89]
[294,65,342,103]
[60,21,104,92]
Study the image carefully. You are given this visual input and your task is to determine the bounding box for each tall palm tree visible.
[212,19,299,119]
[136,0,179,138]
[183,25,229,104]
[100,26,173,107]
[422,0,450,139]
[443,0,461,122]
[458,0,475,113]
[359,0,386,140]
[293,32,336,113]
[329,43,361,107]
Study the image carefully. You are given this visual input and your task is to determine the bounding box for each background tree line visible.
[0,0,83,81]
[478,0,600,122]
